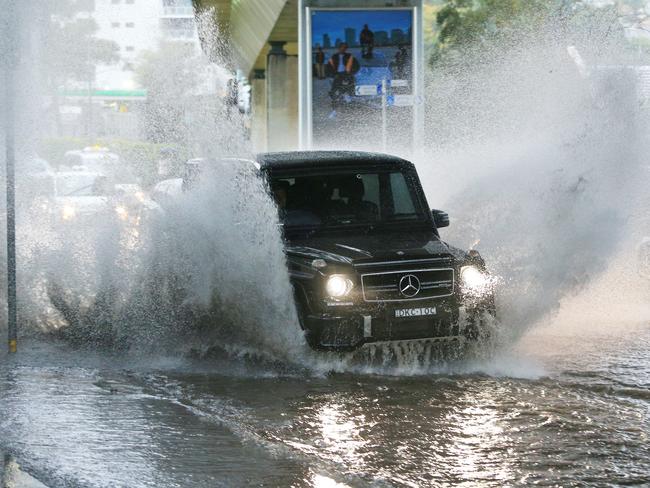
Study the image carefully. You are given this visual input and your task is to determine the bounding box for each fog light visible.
[460,265,490,294]
[326,274,354,298]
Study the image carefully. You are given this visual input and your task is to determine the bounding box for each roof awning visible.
[197,0,291,75]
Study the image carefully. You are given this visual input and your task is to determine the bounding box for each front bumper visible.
[303,298,488,351]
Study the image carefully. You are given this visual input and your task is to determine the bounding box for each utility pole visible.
[381,78,387,152]
[5,3,18,353]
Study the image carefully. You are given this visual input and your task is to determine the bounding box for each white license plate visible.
[394,307,437,318]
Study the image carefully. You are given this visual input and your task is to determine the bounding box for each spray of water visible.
[417,14,645,345]
[1,2,648,375]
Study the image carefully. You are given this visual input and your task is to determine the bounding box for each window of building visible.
[162,0,193,16]
[125,22,134,28]
[111,0,120,4]
[125,46,135,52]
[111,22,120,28]
[126,0,135,4]
[161,17,195,38]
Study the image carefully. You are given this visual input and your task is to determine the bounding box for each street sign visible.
[355,85,378,96]
[391,79,409,88]
[392,94,414,107]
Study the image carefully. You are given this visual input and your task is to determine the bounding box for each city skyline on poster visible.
[310,9,415,151]
[311,10,412,49]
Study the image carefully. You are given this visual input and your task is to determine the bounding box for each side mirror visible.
[431,209,449,228]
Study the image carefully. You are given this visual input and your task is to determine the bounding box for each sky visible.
[311,9,412,47]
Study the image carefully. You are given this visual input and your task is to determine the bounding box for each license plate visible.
[394,307,437,318]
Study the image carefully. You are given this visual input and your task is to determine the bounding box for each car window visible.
[270,170,425,227]
[390,172,417,216]
[56,174,111,196]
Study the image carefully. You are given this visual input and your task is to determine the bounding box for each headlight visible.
[326,274,354,298]
[61,205,76,221]
[115,205,128,220]
[460,265,490,294]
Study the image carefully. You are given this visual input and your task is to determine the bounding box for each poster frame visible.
[298,0,424,153]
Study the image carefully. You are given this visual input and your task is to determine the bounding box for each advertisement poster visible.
[310,9,414,151]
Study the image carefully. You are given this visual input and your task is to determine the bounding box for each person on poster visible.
[314,45,326,80]
[360,24,374,59]
[327,42,359,110]
[391,45,411,79]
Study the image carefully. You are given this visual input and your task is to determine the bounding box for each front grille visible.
[361,268,454,302]
[354,257,454,274]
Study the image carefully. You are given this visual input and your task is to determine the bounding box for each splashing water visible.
[0,2,648,376]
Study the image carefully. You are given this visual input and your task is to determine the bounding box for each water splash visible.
[0,3,647,376]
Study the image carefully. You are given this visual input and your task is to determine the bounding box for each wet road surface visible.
[1,314,648,488]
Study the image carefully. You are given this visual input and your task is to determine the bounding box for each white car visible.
[53,170,116,224]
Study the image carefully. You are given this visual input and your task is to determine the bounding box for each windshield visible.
[270,169,426,228]
[55,173,110,197]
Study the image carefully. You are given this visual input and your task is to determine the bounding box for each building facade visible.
[91,0,201,91]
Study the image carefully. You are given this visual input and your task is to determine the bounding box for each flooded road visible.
[1,312,648,487]
[2,1,649,486]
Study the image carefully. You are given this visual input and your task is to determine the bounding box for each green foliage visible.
[430,0,626,66]
[39,137,188,186]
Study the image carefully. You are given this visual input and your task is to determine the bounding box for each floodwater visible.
[1,284,649,487]
[1,3,650,487]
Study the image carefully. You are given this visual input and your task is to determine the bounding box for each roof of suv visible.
[257,151,413,170]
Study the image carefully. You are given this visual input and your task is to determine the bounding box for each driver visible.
[345,177,378,221]
[271,180,290,216]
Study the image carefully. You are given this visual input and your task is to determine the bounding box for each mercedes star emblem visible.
[399,274,421,298]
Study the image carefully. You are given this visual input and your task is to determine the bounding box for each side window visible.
[359,174,380,208]
[390,172,416,215]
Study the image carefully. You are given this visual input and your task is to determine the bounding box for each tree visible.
[41,0,120,134]
[430,0,625,67]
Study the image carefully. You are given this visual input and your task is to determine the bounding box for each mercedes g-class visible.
[260,151,496,351]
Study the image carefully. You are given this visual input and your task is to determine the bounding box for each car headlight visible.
[115,205,128,220]
[326,274,354,298]
[61,205,76,221]
[460,265,490,294]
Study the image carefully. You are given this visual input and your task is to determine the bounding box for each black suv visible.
[260,151,496,351]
